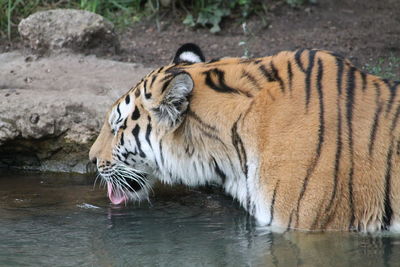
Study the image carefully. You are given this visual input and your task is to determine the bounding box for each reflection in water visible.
[1,171,400,266]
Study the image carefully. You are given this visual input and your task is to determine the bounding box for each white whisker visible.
[114,172,141,199]
[96,161,153,203]
[115,169,149,191]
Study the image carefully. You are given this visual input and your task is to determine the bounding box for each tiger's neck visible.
[153,107,272,226]
[156,113,242,186]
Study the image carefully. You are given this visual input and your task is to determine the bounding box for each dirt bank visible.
[114,0,400,76]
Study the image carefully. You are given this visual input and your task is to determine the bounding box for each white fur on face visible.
[109,97,133,133]
[178,51,202,63]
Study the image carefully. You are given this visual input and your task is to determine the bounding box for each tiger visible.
[89,43,400,232]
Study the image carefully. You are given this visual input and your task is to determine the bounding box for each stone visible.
[0,51,152,173]
[18,9,119,53]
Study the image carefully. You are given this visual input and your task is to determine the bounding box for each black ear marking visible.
[173,43,205,64]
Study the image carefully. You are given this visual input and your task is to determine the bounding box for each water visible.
[1,171,400,267]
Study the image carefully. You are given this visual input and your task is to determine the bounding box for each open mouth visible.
[107,176,145,205]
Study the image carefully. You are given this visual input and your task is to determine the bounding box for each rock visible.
[0,51,152,173]
[18,9,119,54]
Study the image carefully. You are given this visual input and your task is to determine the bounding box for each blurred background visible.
[1,0,400,74]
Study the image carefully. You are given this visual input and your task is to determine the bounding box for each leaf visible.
[210,24,221,33]
[196,12,209,26]
[183,14,195,27]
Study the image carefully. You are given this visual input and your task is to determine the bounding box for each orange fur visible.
[90,49,400,231]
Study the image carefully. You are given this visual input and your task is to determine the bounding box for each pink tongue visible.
[107,182,127,205]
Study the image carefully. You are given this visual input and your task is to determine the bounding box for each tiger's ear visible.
[172,43,205,64]
[152,73,193,128]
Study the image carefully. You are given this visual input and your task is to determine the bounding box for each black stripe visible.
[156,66,165,74]
[120,132,125,146]
[145,117,152,149]
[267,180,280,226]
[125,94,130,104]
[161,79,172,94]
[144,91,152,99]
[143,79,152,99]
[212,157,226,184]
[116,153,123,162]
[165,65,180,74]
[231,116,248,176]
[120,118,127,130]
[294,49,317,109]
[328,51,346,60]
[336,58,344,96]
[241,70,261,90]
[187,109,218,132]
[369,82,383,156]
[121,151,128,162]
[295,58,325,227]
[360,71,367,92]
[383,145,394,228]
[287,61,293,92]
[150,75,157,88]
[304,50,317,109]
[346,66,357,230]
[258,64,276,82]
[204,68,240,95]
[132,124,146,158]
[390,103,400,133]
[294,49,306,72]
[270,62,285,93]
[324,71,343,218]
[159,140,164,165]
[316,59,325,158]
[209,58,221,63]
[195,125,224,143]
[160,74,174,82]
[115,104,122,123]
[131,107,140,120]
[397,140,400,156]
[386,80,400,114]
[124,150,136,161]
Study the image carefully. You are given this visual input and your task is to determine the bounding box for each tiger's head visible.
[89,43,206,204]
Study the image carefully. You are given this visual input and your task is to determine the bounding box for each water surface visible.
[1,171,400,266]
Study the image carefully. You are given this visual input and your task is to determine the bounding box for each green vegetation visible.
[364,55,400,80]
[286,0,317,7]
[1,0,317,40]
[182,0,270,33]
[0,0,147,40]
